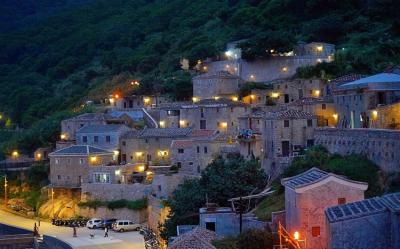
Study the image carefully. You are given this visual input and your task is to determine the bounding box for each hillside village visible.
[2,40,400,249]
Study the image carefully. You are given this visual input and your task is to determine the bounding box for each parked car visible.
[99,218,117,229]
[112,220,140,232]
[86,218,102,229]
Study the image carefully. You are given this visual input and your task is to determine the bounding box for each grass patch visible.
[254,191,284,221]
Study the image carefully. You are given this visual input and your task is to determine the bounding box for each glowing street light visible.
[12,150,19,158]
[294,231,300,240]
[131,80,140,86]
[4,175,8,205]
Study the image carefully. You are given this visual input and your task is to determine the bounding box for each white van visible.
[112,220,140,232]
[86,218,102,229]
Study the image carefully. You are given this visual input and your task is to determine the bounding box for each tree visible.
[160,156,267,240]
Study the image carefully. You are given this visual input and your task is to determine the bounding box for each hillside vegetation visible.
[1,0,400,155]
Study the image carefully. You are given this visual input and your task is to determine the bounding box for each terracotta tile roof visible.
[265,109,316,120]
[169,226,216,249]
[171,140,193,149]
[191,130,217,138]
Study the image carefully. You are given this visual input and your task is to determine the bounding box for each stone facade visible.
[315,128,400,172]
[282,168,367,249]
[288,97,337,127]
[61,113,111,141]
[192,71,243,100]
[76,124,130,152]
[81,183,150,201]
[326,192,400,249]
[115,95,169,109]
[120,128,193,166]
[263,109,317,175]
[199,207,268,237]
[78,206,147,224]
[179,99,249,133]
[48,145,114,188]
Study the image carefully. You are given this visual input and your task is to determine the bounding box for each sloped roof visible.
[265,109,316,120]
[326,197,387,223]
[139,127,193,138]
[76,124,129,133]
[49,145,113,156]
[339,73,400,90]
[281,167,368,191]
[287,97,326,106]
[169,226,216,249]
[63,113,112,122]
[121,130,141,139]
[191,130,217,138]
[326,192,400,223]
[380,192,400,212]
[330,74,364,86]
[171,140,193,149]
[181,98,248,108]
[193,70,241,80]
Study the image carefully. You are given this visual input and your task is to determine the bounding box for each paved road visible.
[0,209,145,249]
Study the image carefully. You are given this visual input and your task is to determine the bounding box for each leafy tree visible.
[160,156,266,240]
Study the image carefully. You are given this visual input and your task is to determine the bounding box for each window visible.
[57,175,61,180]
[106,136,111,143]
[79,158,84,164]
[145,139,149,143]
[94,136,99,143]
[82,136,88,143]
[177,162,182,168]
[158,185,162,191]
[322,104,326,110]
[311,227,320,237]
[200,120,207,130]
[204,147,208,154]
[122,141,126,146]
[307,119,313,127]
[205,222,216,231]
[55,158,60,164]
[197,146,200,153]
[338,198,346,205]
[284,120,290,127]
[93,173,110,183]
[178,149,184,154]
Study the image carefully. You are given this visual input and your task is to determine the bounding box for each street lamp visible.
[293,231,307,249]
[51,188,55,218]
[4,175,7,205]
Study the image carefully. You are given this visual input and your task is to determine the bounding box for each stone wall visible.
[205,56,329,83]
[327,212,391,249]
[315,128,400,172]
[81,183,151,201]
[77,206,147,224]
[147,196,170,248]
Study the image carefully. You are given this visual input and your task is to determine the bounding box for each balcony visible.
[237,129,261,142]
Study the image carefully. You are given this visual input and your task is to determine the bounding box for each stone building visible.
[237,110,265,160]
[326,192,400,249]
[192,71,243,101]
[333,71,400,129]
[281,168,368,249]
[263,109,317,175]
[170,130,237,174]
[204,42,335,83]
[48,145,114,188]
[76,124,130,152]
[179,98,249,133]
[120,127,193,166]
[60,113,124,142]
[287,97,337,127]
[315,128,400,172]
[269,78,328,105]
[169,226,216,249]
[114,95,169,109]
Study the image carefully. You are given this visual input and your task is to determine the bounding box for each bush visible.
[213,229,275,249]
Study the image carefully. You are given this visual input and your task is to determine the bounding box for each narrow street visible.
[0,209,145,249]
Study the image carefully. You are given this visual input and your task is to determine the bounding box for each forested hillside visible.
[0,0,400,156]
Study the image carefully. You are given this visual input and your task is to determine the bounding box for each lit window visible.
[94,173,110,183]
[311,227,320,237]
